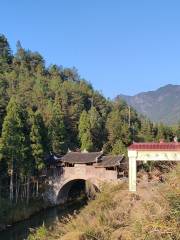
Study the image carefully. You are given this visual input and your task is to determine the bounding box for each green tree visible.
[0,75,9,131]
[80,131,93,152]
[138,119,153,142]
[112,139,127,156]
[29,110,48,197]
[30,110,47,171]
[79,110,93,151]
[106,109,131,146]
[156,123,166,141]
[0,97,30,201]
[0,34,12,72]
[89,106,103,150]
[48,99,67,155]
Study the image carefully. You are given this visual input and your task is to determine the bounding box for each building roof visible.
[61,151,103,164]
[128,142,180,151]
[45,154,62,165]
[94,155,125,168]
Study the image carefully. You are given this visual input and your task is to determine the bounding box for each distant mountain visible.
[118,84,180,125]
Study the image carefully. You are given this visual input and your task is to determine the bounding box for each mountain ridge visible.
[118,84,180,125]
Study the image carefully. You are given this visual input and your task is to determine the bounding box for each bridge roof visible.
[61,151,103,164]
[94,155,125,168]
[128,142,180,151]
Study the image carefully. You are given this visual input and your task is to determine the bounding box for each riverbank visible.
[0,197,49,231]
[28,164,180,240]
[0,197,87,240]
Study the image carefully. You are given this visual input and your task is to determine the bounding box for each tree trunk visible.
[36,179,39,197]
[26,175,30,204]
[33,180,36,197]
[24,176,27,199]
[15,173,18,204]
[10,168,13,202]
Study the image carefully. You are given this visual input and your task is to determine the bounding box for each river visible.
[0,199,86,240]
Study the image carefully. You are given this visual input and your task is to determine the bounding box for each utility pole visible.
[132,124,135,142]
[89,97,94,108]
[128,105,131,128]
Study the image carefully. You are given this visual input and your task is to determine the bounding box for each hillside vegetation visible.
[28,164,180,240]
[0,33,180,226]
[0,34,141,214]
[119,84,180,125]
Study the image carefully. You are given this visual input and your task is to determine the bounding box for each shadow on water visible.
[0,180,88,240]
[0,199,87,240]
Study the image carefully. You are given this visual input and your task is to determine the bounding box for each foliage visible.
[48,99,67,155]
[28,226,48,240]
[0,33,178,220]
[30,110,47,171]
[0,97,31,175]
[78,110,93,151]
[0,34,12,72]
[112,139,127,156]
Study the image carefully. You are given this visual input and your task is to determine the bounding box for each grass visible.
[28,164,180,240]
[28,225,48,240]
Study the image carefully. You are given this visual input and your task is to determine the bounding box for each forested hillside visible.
[119,84,180,125]
[0,34,179,216]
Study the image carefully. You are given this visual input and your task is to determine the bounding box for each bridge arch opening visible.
[57,179,99,204]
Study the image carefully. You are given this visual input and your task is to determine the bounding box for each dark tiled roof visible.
[45,154,62,165]
[94,155,125,168]
[61,151,103,164]
[128,142,180,151]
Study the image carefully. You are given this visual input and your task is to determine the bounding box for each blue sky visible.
[1,0,180,98]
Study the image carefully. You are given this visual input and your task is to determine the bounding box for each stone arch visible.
[56,178,100,204]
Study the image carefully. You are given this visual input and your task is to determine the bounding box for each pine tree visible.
[49,99,67,155]
[29,110,48,198]
[78,110,93,151]
[112,139,127,156]
[88,106,103,149]
[30,110,47,171]
[156,123,166,141]
[0,34,12,72]
[106,107,132,153]
[106,110,123,145]
[81,131,93,151]
[138,119,153,142]
[0,75,9,131]
[0,97,30,201]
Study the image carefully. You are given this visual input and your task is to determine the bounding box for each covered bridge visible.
[61,151,127,175]
[45,151,127,204]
